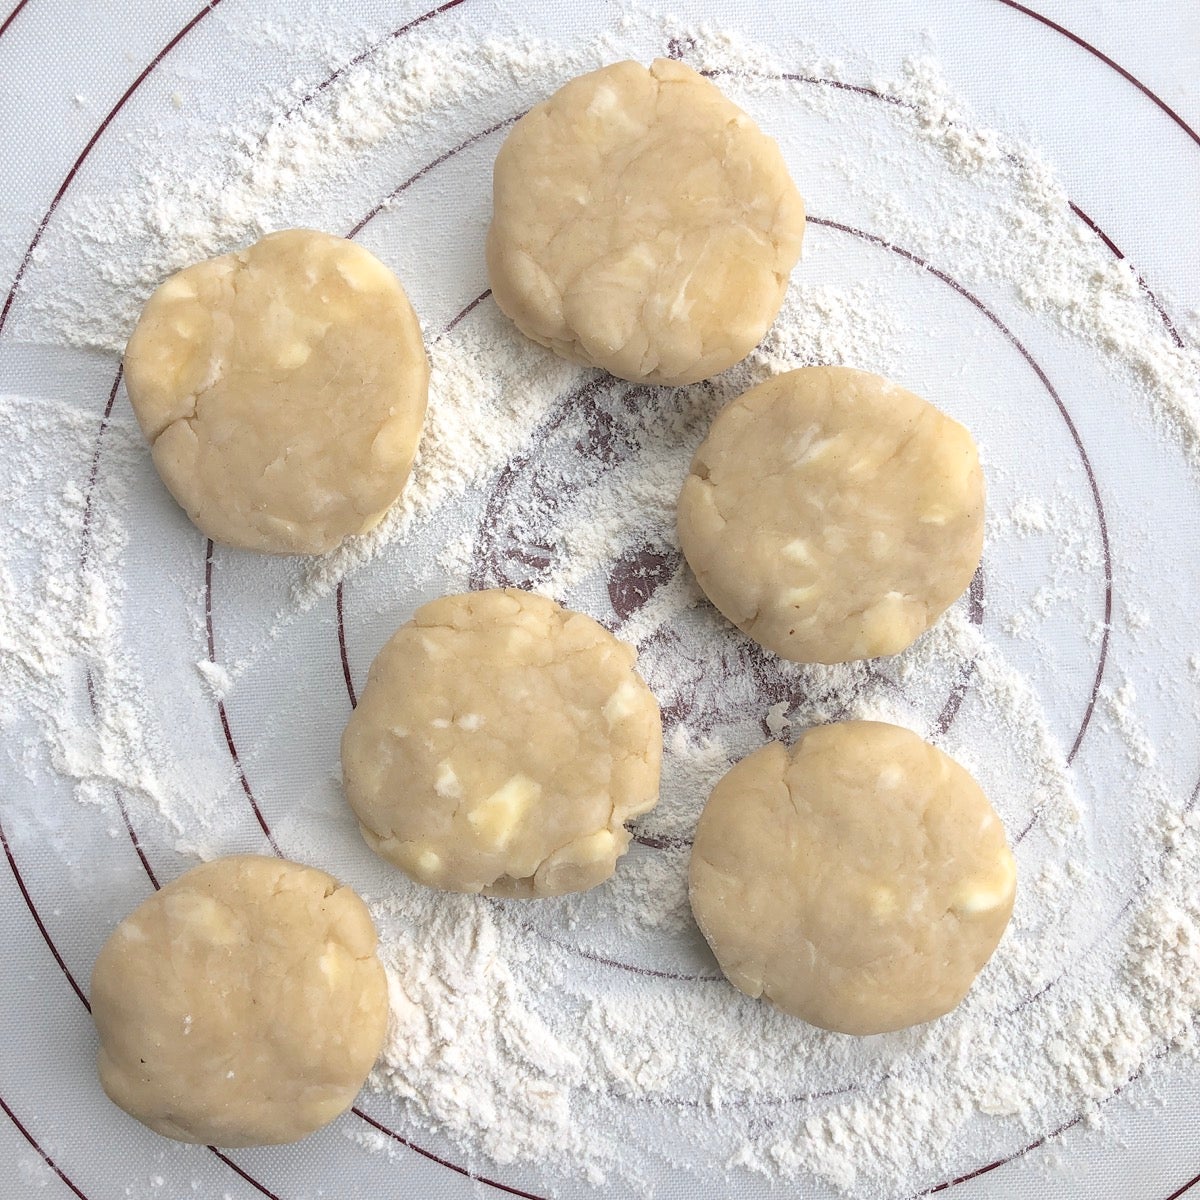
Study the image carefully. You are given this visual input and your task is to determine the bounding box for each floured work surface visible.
[1,3,1199,1198]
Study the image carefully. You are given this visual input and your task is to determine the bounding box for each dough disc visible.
[487,58,805,386]
[678,366,984,663]
[689,721,1016,1035]
[124,228,429,555]
[341,588,662,897]
[91,855,389,1146]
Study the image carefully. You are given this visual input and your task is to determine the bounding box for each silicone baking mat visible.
[1,1,1198,1197]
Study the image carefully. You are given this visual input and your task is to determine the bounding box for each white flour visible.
[880,57,1200,464]
[1,10,1198,1200]
[0,397,168,818]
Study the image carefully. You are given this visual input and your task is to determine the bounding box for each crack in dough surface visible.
[486,59,805,386]
[689,721,1016,1035]
[90,855,389,1146]
[123,228,429,555]
[341,588,663,897]
[678,366,984,664]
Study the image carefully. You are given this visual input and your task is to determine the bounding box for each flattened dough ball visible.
[689,722,1016,1035]
[124,228,429,555]
[91,855,389,1146]
[486,59,806,386]
[678,366,984,663]
[341,588,662,897]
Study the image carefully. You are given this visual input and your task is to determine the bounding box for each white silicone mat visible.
[1,2,1199,1198]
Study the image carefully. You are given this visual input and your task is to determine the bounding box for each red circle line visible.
[5,3,1198,345]
[266,79,1112,1195]
[0,1092,90,1200]
[0,0,542,1194]
[0,822,286,1200]
[282,0,468,120]
[806,214,1113,767]
[353,216,1093,983]
[0,0,31,41]
[315,60,1129,1176]
[205,543,282,856]
[993,0,1200,151]
[47,112,1121,1200]
[0,5,509,1197]
[0,823,89,1013]
[0,0,226,339]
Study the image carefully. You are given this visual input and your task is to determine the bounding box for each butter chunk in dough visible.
[678,366,984,663]
[487,59,806,386]
[689,721,1016,1035]
[90,855,389,1146]
[123,228,429,555]
[341,588,663,897]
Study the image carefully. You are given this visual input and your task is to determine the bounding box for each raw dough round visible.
[341,588,662,897]
[90,855,389,1146]
[486,58,805,386]
[678,366,984,664]
[124,228,429,555]
[689,721,1016,1035]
